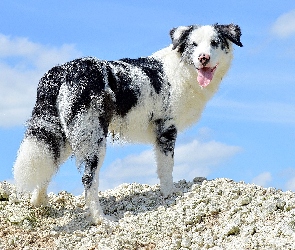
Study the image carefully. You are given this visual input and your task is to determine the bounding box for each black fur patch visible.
[210,39,220,49]
[170,25,195,54]
[120,57,164,94]
[82,155,98,190]
[214,23,243,50]
[106,60,140,117]
[64,58,107,123]
[26,66,66,161]
[155,119,177,156]
[106,57,165,117]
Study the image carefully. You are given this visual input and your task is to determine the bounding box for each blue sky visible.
[1,1,295,195]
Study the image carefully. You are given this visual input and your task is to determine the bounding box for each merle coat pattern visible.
[14,24,242,224]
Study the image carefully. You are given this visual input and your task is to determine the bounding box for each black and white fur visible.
[13,24,242,223]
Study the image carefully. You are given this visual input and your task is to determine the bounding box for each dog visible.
[13,24,242,224]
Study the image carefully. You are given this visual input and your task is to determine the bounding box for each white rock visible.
[181,236,192,247]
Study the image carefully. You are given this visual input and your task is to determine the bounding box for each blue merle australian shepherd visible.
[14,24,242,223]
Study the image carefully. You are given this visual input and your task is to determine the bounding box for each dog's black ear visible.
[214,23,243,47]
[170,25,194,52]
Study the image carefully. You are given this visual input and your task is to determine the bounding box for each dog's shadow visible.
[50,178,206,233]
[102,178,205,219]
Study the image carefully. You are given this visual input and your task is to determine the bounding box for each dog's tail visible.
[13,66,70,192]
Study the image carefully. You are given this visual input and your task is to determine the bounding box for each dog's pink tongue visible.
[197,67,214,88]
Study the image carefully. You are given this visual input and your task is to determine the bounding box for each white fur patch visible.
[13,137,57,192]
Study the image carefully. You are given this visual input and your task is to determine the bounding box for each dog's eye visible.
[192,42,198,47]
[211,40,219,47]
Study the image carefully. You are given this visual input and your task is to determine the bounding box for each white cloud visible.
[174,140,241,180]
[100,139,241,191]
[251,172,272,187]
[286,177,295,191]
[285,170,295,191]
[0,34,82,127]
[271,9,295,38]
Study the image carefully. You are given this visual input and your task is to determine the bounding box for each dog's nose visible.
[198,53,210,66]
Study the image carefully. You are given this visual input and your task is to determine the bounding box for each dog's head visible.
[170,24,243,87]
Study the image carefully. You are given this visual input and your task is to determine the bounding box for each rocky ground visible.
[1,178,295,249]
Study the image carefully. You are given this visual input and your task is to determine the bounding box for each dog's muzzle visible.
[198,53,210,67]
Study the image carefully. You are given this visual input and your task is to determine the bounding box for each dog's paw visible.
[89,214,105,225]
[30,189,48,207]
[160,183,183,198]
[87,202,118,225]
[160,185,178,198]
[89,212,118,225]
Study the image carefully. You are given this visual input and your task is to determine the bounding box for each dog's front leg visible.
[154,119,177,197]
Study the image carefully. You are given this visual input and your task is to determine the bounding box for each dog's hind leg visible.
[69,107,111,224]
[154,119,178,197]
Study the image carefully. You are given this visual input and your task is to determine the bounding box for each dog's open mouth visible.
[197,64,218,88]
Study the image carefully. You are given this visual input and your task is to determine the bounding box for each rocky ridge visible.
[1,178,295,249]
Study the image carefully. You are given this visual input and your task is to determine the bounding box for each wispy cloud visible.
[251,172,272,187]
[0,34,82,127]
[271,9,295,38]
[283,168,295,191]
[286,177,295,191]
[100,139,242,191]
